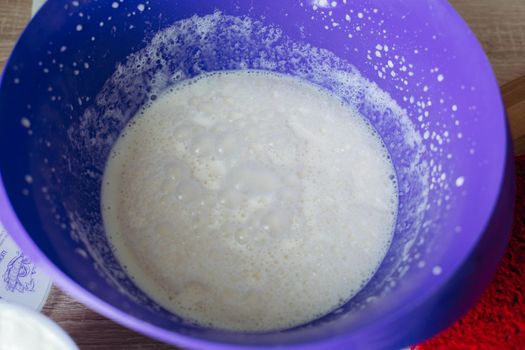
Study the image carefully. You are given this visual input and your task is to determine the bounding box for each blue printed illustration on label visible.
[0,223,52,310]
[3,252,36,293]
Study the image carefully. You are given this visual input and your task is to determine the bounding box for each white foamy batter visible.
[102,71,397,331]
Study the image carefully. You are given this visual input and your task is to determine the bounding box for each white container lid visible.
[0,300,78,350]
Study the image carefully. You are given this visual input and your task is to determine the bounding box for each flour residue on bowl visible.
[65,11,428,318]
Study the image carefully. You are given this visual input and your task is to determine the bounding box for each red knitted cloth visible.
[413,156,525,350]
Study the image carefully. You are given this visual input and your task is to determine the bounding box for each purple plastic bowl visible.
[0,0,515,349]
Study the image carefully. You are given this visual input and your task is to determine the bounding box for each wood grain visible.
[0,1,524,349]
[502,75,525,155]
[0,0,31,70]
[450,0,525,85]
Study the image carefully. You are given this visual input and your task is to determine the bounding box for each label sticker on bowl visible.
[0,223,52,310]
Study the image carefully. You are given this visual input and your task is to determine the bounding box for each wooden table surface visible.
[1,1,525,349]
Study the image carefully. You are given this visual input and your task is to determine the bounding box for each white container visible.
[0,301,78,350]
